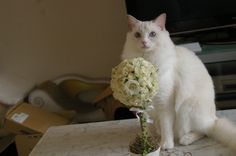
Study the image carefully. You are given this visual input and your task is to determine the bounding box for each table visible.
[30,109,236,156]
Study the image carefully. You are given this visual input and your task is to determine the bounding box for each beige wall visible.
[0,0,127,83]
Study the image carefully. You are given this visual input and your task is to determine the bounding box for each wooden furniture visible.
[30,109,236,156]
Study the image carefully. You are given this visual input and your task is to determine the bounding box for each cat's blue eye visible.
[149,31,156,37]
[134,32,141,38]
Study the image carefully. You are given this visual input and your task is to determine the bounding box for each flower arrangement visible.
[110,57,158,108]
[110,57,159,156]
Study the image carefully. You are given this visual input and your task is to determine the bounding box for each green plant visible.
[110,57,159,155]
[129,111,158,156]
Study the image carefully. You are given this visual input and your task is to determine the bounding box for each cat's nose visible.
[142,41,147,45]
[141,41,149,49]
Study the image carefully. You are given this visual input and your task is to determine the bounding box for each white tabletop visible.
[30,109,236,156]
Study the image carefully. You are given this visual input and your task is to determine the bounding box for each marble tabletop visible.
[29,109,236,156]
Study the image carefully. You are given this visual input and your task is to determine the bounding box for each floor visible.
[0,143,18,156]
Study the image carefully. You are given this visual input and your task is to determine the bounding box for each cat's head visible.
[126,13,167,52]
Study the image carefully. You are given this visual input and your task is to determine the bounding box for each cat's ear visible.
[153,13,166,30]
[127,15,138,30]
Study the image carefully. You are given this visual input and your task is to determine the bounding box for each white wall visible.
[0,0,127,83]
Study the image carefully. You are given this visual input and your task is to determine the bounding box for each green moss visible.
[129,112,158,156]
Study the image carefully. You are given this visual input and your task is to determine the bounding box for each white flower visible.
[110,57,158,108]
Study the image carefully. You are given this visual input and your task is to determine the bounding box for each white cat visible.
[122,13,236,150]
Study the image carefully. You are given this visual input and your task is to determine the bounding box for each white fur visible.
[122,14,236,150]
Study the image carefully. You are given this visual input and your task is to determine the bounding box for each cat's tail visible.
[208,117,236,150]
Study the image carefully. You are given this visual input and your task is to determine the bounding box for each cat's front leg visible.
[158,105,175,149]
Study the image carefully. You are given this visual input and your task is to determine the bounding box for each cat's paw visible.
[179,132,203,146]
[161,139,174,150]
[179,135,193,145]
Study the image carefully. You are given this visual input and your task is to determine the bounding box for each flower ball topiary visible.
[110,57,158,108]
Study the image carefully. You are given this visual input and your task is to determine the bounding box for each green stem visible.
[138,112,149,156]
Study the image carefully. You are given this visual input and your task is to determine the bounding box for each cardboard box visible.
[15,134,41,156]
[4,102,70,134]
